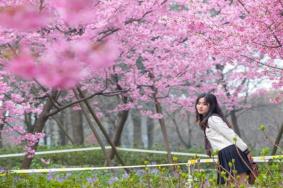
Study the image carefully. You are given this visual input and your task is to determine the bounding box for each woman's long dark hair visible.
[195,93,230,130]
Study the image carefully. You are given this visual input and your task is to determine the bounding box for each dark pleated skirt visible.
[217,144,251,184]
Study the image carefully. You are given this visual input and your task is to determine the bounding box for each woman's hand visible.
[247,153,253,162]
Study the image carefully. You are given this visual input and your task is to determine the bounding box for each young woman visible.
[195,93,253,185]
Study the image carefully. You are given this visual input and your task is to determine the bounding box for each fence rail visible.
[0,145,281,174]
[0,146,208,158]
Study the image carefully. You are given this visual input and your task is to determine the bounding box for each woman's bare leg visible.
[238,173,248,186]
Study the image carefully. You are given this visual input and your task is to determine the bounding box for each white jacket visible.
[205,115,248,153]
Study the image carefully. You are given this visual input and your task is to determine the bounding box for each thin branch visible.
[5,122,25,136]
[98,28,120,41]
[236,0,250,14]
[39,0,45,11]
[98,8,154,41]
[252,40,282,49]
[34,80,61,110]
[269,27,282,48]
[7,43,17,56]
[124,10,153,24]
[236,103,281,117]
[241,55,283,71]
[47,89,129,117]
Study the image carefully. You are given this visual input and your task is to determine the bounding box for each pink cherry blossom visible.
[0,4,50,31]
[5,51,37,80]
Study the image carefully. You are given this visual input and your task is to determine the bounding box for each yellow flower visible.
[188,159,197,165]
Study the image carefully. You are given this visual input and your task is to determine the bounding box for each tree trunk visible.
[109,108,129,159]
[76,88,129,172]
[52,115,74,145]
[132,110,143,148]
[154,98,173,165]
[146,117,154,149]
[43,128,48,145]
[71,110,84,145]
[271,123,283,155]
[24,112,33,133]
[172,115,191,148]
[49,122,55,146]
[77,99,112,166]
[186,112,192,148]
[21,91,58,169]
[0,124,3,148]
[230,110,241,136]
[147,71,172,164]
[59,112,66,145]
[58,112,66,145]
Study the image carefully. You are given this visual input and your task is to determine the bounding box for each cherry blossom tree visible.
[0,0,282,169]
